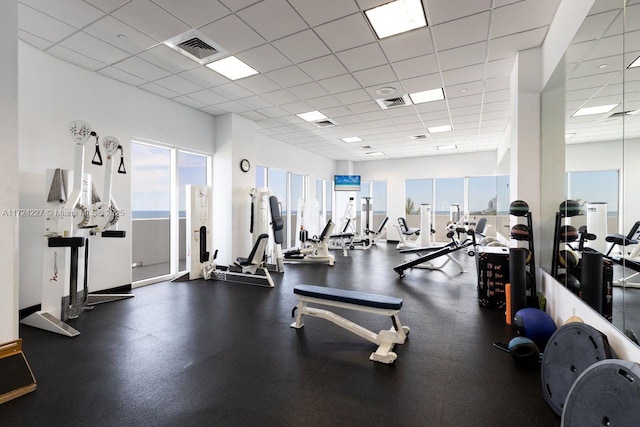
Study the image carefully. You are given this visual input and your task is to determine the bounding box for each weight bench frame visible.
[290,285,410,364]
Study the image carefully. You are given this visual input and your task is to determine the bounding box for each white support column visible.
[0,0,19,343]
[510,48,542,261]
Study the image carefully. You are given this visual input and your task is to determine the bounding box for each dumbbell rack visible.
[511,211,537,300]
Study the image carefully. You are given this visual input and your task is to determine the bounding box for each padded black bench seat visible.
[293,285,402,310]
[330,232,355,239]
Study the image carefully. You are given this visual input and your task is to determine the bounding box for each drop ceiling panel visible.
[401,73,443,93]
[212,82,255,99]
[48,45,107,71]
[84,0,130,13]
[336,43,388,73]
[140,82,180,98]
[59,32,130,64]
[266,65,313,87]
[237,95,274,110]
[491,0,560,39]
[441,63,485,86]
[489,27,548,61]
[138,45,200,74]
[261,89,301,105]
[392,54,439,80]
[154,75,203,94]
[152,0,229,28]
[379,27,434,62]
[426,0,492,26]
[288,0,359,27]
[318,74,361,94]
[272,29,331,63]
[18,4,76,43]
[113,56,172,80]
[18,30,53,50]
[20,0,104,29]
[571,9,619,44]
[314,13,376,53]
[235,74,281,94]
[353,64,397,87]
[99,66,147,86]
[431,12,490,51]
[198,14,265,53]
[219,0,262,12]
[178,67,229,88]
[238,0,308,41]
[84,16,158,55]
[287,82,329,100]
[298,55,348,81]
[437,42,488,71]
[238,44,293,73]
[112,0,190,42]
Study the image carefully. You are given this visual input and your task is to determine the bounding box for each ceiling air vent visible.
[375,94,413,110]
[410,134,428,140]
[312,119,337,128]
[164,30,227,65]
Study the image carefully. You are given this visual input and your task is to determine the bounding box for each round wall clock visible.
[240,158,251,172]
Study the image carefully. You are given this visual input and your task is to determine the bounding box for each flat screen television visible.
[334,175,361,191]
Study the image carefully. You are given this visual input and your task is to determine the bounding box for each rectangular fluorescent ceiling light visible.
[437,144,457,151]
[365,0,427,39]
[628,55,640,68]
[341,137,363,143]
[409,88,445,104]
[428,124,452,134]
[296,111,327,122]
[205,56,258,80]
[366,151,385,156]
[572,104,619,117]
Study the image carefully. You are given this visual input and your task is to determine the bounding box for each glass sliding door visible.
[434,178,464,241]
[131,142,172,283]
[468,176,498,238]
[268,168,287,248]
[289,173,305,249]
[405,178,433,229]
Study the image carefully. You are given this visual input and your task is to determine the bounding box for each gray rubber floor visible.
[2,242,560,426]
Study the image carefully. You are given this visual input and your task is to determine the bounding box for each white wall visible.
[0,0,19,343]
[18,42,215,309]
[355,150,499,240]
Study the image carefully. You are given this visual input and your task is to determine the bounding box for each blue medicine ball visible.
[513,308,557,350]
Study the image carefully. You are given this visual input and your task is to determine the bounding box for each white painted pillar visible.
[0,0,19,343]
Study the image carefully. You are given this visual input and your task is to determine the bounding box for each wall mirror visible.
[555,0,640,344]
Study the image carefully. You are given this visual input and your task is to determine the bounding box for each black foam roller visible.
[581,251,603,314]
[509,248,527,316]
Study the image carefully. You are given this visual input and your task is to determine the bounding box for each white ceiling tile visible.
[441,63,485,86]
[18,30,53,50]
[47,45,107,70]
[266,66,312,87]
[305,95,342,109]
[187,89,229,104]
[173,95,207,109]
[489,27,548,61]
[426,0,492,25]
[20,0,104,29]
[353,64,396,87]
[401,73,443,93]
[235,74,281,94]
[449,105,482,117]
[214,101,251,113]
[152,0,229,28]
[18,4,76,43]
[448,93,482,108]
[261,89,301,105]
[431,12,490,51]
[237,95,275,110]
[288,82,329,100]
[492,0,560,39]
[318,74,361,94]
[138,45,200,73]
[99,66,147,86]
[113,56,172,80]
[288,0,359,27]
[347,100,381,114]
[336,43,387,73]
[379,27,434,62]
[196,14,265,53]
[414,100,448,114]
[315,13,376,52]
[212,82,255,99]
[83,0,130,13]
[437,42,487,71]
[484,77,511,92]
[298,55,348,81]
[280,101,313,114]
[392,54,439,80]
[272,29,331,63]
[241,111,270,122]
[256,106,291,118]
[139,82,180,98]
[483,100,510,113]
[218,0,261,12]
[60,32,130,64]
[178,67,229,88]
[112,0,190,42]
[83,16,157,55]
[334,89,373,104]
[322,106,352,118]
[486,57,516,78]
[445,81,484,99]
[238,43,292,73]
[482,89,510,103]
[586,35,623,61]
[153,74,203,94]
[238,0,308,41]
[358,111,389,123]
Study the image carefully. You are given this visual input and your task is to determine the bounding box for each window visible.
[405,178,433,229]
[289,173,306,248]
[178,151,209,272]
[567,170,619,232]
[468,176,499,237]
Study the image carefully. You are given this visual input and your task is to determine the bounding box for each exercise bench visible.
[290,284,410,364]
